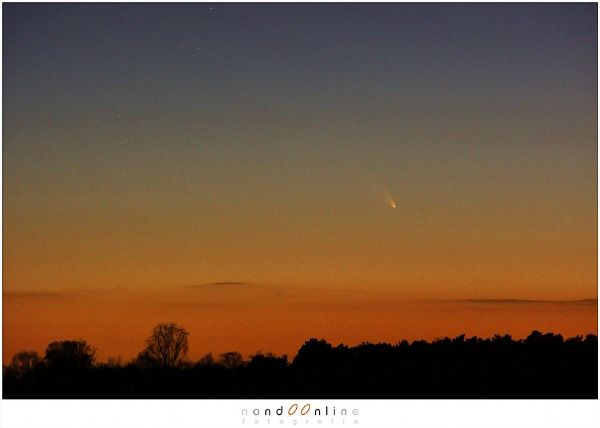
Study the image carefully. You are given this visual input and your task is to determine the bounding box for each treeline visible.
[3,323,597,398]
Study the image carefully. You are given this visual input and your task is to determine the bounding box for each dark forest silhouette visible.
[3,323,597,398]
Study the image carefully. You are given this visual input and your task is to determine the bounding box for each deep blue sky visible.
[4,4,596,120]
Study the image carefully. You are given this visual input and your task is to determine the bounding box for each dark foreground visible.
[3,331,597,398]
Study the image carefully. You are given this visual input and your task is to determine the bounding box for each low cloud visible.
[458,298,597,305]
[184,281,257,289]
[3,291,64,299]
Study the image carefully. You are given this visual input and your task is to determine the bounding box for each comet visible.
[386,196,396,209]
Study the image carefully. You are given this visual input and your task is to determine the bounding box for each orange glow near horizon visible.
[3,286,597,365]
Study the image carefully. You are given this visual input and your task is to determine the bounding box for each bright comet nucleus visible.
[386,196,396,208]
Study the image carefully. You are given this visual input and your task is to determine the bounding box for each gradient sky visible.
[3,3,597,363]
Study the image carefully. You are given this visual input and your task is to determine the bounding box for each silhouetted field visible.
[3,328,597,398]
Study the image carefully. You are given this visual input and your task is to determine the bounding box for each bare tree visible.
[10,351,42,375]
[218,351,244,369]
[196,352,215,367]
[44,340,95,369]
[142,322,189,367]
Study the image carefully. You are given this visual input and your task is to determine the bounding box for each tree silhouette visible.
[248,352,288,370]
[293,338,334,367]
[196,352,215,367]
[44,340,95,369]
[218,351,244,369]
[141,322,189,368]
[3,330,597,398]
[9,351,42,376]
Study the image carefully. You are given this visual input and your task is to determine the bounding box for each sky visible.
[3,3,597,363]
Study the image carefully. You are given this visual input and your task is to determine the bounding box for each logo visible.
[241,403,360,425]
